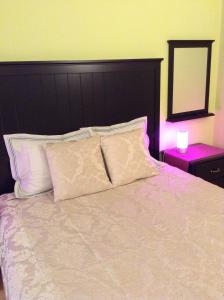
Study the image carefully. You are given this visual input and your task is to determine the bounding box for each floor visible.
[0,290,5,300]
[0,271,5,300]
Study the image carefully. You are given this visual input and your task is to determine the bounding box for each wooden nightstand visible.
[163,143,224,188]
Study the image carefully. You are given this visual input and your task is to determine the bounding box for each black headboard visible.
[0,59,163,195]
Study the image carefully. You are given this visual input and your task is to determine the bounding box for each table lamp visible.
[177,130,188,153]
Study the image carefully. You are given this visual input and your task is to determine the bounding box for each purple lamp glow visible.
[177,130,188,153]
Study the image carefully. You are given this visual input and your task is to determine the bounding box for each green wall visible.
[0,0,222,149]
[214,0,224,147]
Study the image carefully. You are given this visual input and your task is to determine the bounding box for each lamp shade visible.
[177,130,188,153]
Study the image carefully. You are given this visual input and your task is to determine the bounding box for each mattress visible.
[0,165,224,300]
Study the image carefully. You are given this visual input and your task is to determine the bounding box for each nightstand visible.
[163,143,224,188]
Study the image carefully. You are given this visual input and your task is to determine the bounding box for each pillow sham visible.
[4,128,91,198]
[85,116,149,146]
[101,128,159,186]
[45,136,112,202]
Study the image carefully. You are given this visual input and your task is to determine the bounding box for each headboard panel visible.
[0,59,163,194]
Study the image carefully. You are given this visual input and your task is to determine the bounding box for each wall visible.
[214,0,224,147]
[0,0,222,150]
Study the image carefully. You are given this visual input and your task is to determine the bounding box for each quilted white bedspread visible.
[0,165,224,300]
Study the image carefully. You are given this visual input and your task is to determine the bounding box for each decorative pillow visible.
[4,128,91,198]
[101,128,159,186]
[86,116,149,147]
[45,136,112,202]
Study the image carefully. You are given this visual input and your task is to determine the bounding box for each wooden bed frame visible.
[0,59,163,195]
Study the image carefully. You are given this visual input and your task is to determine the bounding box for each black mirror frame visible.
[167,40,215,122]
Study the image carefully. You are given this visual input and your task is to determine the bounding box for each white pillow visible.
[86,116,149,146]
[4,128,91,198]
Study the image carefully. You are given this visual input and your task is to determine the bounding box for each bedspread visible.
[0,165,224,300]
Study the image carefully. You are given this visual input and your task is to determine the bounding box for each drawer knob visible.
[210,168,221,174]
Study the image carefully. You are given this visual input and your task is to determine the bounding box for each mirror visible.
[167,40,214,122]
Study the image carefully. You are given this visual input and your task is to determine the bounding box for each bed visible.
[0,59,224,300]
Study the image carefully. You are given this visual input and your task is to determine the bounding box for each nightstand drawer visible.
[211,177,224,188]
[192,158,224,181]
